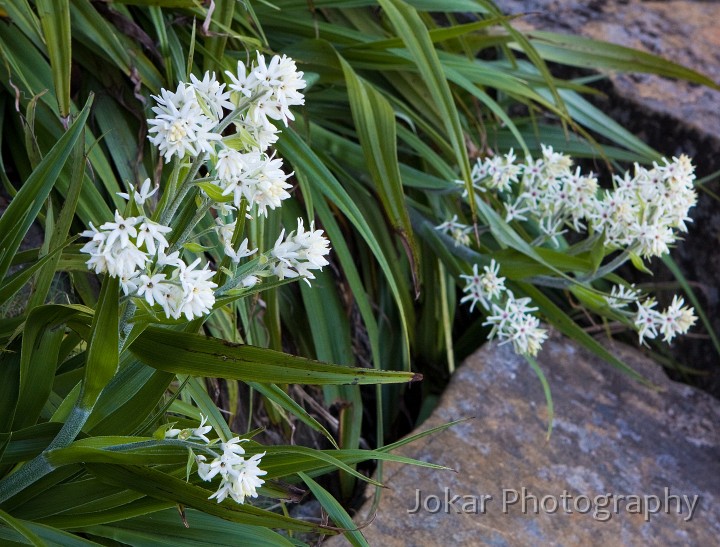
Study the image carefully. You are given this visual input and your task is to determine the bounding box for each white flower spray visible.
[166,416,267,505]
[446,146,698,356]
[79,52,331,322]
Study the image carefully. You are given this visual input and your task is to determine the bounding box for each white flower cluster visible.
[80,199,217,321]
[467,146,697,258]
[147,52,306,218]
[435,214,473,247]
[450,146,699,356]
[604,286,697,345]
[166,417,267,505]
[148,80,225,163]
[226,53,306,128]
[461,260,547,356]
[80,52,328,321]
[197,438,267,504]
[270,219,332,284]
[214,148,293,216]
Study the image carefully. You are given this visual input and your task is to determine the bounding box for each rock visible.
[326,334,720,546]
[492,0,720,141]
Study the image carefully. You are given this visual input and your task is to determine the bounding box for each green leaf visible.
[196,181,233,202]
[299,472,369,547]
[80,275,119,408]
[1,423,63,465]
[0,96,92,283]
[661,254,720,361]
[525,355,553,439]
[36,0,71,118]
[0,507,47,547]
[0,237,76,307]
[338,55,420,290]
[110,0,200,5]
[276,126,415,359]
[250,382,339,449]
[524,31,720,89]
[76,508,293,547]
[14,307,73,430]
[130,327,421,385]
[87,464,332,534]
[519,283,647,384]
[377,0,474,208]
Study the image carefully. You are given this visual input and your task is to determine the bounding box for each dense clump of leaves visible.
[0,0,717,545]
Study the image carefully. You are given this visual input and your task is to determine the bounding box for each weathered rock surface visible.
[493,0,720,141]
[326,334,720,546]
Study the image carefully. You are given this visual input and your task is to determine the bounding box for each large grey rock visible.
[492,1,720,141]
[327,334,720,546]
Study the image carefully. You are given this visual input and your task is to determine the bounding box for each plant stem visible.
[160,153,207,226]
[0,405,90,503]
[578,246,636,284]
[168,199,213,255]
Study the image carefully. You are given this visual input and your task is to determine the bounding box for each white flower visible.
[248,153,293,216]
[100,211,140,249]
[212,202,237,216]
[226,238,258,264]
[634,299,662,344]
[174,258,218,320]
[217,149,265,207]
[540,144,573,176]
[482,293,546,356]
[197,436,266,505]
[190,72,234,121]
[225,59,258,99]
[503,198,530,222]
[117,178,159,206]
[435,215,473,246]
[167,415,214,443]
[136,219,172,255]
[157,250,185,269]
[270,228,299,266]
[472,152,520,192]
[605,284,640,310]
[184,414,213,443]
[293,219,330,270]
[159,283,186,320]
[225,452,267,504]
[251,53,306,126]
[104,243,148,278]
[147,82,221,163]
[505,313,547,357]
[459,260,506,312]
[81,213,151,279]
[233,116,280,152]
[226,53,306,128]
[119,272,140,296]
[269,219,331,284]
[215,148,248,184]
[658,295,696,343]
[483,291,547,356]
[136,273,172,307]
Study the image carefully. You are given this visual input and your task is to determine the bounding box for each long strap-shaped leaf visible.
[86,463,333,534]
[0,96,92,283]
[377,0,474,212]
[130,327,421,385]
[338,55,420,291]
[36,0,71,119]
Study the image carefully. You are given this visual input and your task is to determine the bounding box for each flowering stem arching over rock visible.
[442,145,699,357]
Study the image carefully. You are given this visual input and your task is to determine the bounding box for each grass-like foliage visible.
[0,0,717,545]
